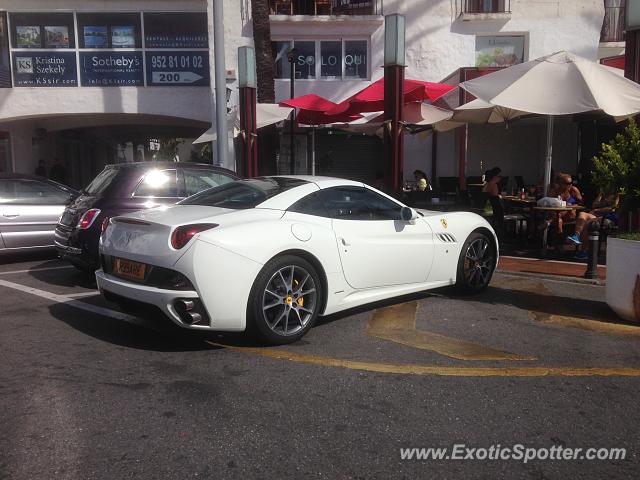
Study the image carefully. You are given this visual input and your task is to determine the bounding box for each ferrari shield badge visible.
[440,218,448,229]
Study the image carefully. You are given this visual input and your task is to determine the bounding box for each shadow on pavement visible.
[28,264,96,289]
[48,302,222,352]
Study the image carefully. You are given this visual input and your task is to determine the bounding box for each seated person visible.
[413,170,430,191]
[547,173,581,234]
[568,192,620,259]
[482,167,502,198]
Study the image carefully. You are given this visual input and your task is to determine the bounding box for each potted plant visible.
[592,118,640,322]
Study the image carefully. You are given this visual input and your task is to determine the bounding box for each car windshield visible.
[84,167,119,196]
[180,177,308,209]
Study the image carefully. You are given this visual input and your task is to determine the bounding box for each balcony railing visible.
[601,0,626,43]
[269,0,382,16]
[463,0,510,14]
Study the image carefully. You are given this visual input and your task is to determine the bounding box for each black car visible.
[55,162,239,271]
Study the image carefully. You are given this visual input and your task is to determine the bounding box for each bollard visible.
[584,220,600,280]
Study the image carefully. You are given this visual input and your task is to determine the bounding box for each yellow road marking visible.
[366,301,535,361]
[206,342,640,377]
[537,314,640,336]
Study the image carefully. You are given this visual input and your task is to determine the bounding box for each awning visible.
[193,104,294,144]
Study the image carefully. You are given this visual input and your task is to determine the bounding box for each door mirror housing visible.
[401,206,415,222]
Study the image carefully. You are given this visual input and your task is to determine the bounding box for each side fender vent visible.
[437,233,457,243]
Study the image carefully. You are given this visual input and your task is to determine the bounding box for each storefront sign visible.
[145,51,209,86]
[475,36,525,68]
[145,34,207,49]
[80,52,143,86]
[12,52,77,87]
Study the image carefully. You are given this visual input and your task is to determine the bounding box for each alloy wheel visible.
[261,265,317,336]
[463,237,494,288]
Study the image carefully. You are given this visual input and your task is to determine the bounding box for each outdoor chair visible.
[437,177,459,201]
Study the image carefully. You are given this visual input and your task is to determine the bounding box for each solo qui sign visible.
[80,52,144,87]
[13,52,77,87]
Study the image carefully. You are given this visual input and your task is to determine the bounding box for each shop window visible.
[294,41,316,79]
[274,38,369,80]
[273,40,293,79]
[344,40,367,79]
[76,13,142,49]
[143,12,208,49]
[0,13,9,87]
[9,12,75,49]
[320,41,341,79]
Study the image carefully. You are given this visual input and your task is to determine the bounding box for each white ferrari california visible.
[96,176,498,344]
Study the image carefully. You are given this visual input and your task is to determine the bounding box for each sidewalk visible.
[497,256,606,284]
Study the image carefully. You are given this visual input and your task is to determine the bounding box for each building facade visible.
[0,0,608,190]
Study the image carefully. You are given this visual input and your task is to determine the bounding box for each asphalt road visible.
[1,253,639,480]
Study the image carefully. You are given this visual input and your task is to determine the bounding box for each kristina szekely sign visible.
[80,52,144,87]
[145,51,209,86]
[12,52,77,86]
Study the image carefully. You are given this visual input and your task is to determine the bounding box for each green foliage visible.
[591,118,640,214]
[618,232,640,241]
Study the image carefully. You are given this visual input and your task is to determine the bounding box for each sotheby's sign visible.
[80,52,144,87]
[12,52,77,87]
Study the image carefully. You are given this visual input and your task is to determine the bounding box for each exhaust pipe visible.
[174,299,203,325]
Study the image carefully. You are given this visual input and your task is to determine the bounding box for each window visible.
[0,13,10,88]
[133,169,178,197]
[9,13,75,49]
[143,12,208,49]
[76,13,142,49]
[288,191,329,217]
[0,179,70,205]
[184,169,236,197]
[294,41,315,79]
[84,167,119,196]
[181,177,309,209]
[320,41,341,79]
[344,40,367,79]
[320,187,402,220]
[475,35,524,68]
[273,39,369,80]
[273,40,293,79]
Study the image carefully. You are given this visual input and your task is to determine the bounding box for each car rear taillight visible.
[170,223,218,250]
[77,209,101,230]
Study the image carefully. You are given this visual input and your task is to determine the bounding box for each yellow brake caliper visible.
[294,279,304,307]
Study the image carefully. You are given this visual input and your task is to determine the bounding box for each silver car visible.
[0,174,78,254]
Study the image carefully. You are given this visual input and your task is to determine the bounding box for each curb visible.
[495,269,605,286]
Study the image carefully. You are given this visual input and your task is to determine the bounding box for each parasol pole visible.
[311,125,316,176]
[543,115,554,196]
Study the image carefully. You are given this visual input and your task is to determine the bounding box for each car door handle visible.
[2,213,19,218]
[340,237,351,246]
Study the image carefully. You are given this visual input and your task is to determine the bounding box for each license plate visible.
[114,258,146,281]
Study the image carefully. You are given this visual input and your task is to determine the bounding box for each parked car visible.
[0,173,78,255]
[55,162,239,271]
[96,176,498,344]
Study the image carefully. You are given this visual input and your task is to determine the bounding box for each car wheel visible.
[248,255,322,344]
[455,232,496,293]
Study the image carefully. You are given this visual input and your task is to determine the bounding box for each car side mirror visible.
[401,206,415,222]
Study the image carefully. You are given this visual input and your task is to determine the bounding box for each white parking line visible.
[65,291,100,298]
[0,278,136,322]
[0,265,74,276]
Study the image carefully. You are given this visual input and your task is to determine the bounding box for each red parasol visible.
[280,93,361,125]
[327,78,455,116]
